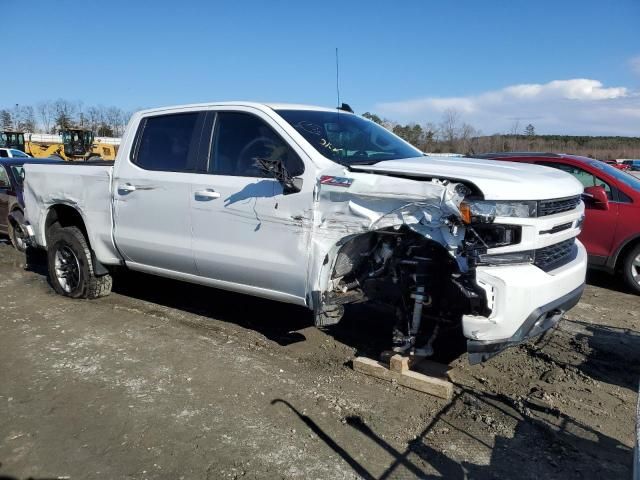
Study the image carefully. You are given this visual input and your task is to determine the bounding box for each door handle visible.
[194,189,221,200]
[118,183,156,193]
[118,183,136,193]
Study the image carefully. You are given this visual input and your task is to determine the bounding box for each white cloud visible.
[376,79,639,135]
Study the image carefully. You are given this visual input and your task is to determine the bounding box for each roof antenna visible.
[335,47,341,109]
[335,48,354,113]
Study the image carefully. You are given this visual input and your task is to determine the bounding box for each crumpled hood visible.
[350,156,584,201]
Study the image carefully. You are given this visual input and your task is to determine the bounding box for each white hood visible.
[350,156,584,201]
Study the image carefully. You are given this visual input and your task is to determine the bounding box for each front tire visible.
[47,225,112,299]
[622,244,640,295]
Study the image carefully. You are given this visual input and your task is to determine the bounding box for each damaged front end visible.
[310,171,501,358]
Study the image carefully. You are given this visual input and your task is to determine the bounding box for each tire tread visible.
[48,224,112,299]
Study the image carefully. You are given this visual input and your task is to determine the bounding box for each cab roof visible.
[136,101,345,116]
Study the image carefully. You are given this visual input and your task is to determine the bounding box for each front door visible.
[113,111,208,274]
[539,161,618,258]
[190,110,313,303]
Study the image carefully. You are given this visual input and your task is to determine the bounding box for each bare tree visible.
[439,109,462,152]
[86,106,103,133]
[20,106,37,132]
[36,101,54,133]
[76,101,86,128]
[510,119,520,151]
[459,123,478,154]
[106,107,125,136]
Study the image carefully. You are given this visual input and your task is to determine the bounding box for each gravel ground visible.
[0,241,638,479]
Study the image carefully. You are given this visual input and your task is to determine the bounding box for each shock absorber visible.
[393,258,432,354]
[410,259,429,337]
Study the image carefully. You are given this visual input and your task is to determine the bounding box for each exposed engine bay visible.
[318,221,503,355]
[311,173,521,357]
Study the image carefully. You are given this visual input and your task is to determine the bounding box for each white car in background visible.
[0,148,31,159]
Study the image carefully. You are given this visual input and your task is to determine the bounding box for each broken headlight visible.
[460,200,537,223]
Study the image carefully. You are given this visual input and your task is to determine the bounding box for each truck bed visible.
[24,163,121,264]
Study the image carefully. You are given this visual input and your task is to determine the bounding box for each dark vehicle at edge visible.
[0,158,63,251]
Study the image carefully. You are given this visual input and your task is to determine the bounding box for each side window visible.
[0,166,9,188]
[132,112,205,172]
[210,112,304,178]
[0,150,8,158]
[539,162,613,199]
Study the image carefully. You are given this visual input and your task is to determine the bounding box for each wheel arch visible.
[44,203,110,277]
[44,203,90,245]
[610,234,640,271]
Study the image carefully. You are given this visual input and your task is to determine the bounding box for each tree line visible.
[0,99,133,137]
[363,109,640,160]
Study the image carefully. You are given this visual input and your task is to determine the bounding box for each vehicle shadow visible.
[527,319,640,391]
[271,387,632,479]
[586,268,631,295]
[110,269,313,347]
[19,249,405,352]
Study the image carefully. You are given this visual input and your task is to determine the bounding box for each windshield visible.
[10,150,29,158]
[276,110,422,166]
[589,160,640,191]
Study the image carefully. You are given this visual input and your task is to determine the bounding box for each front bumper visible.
[463,239,587,364]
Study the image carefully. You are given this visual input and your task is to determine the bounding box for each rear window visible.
[132,112,206,172]
[588,160,640,192]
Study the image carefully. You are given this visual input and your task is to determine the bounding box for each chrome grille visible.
[538,195,581,217]
[534,238,576,272]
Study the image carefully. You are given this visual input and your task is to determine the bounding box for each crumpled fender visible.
[307,166,471,308]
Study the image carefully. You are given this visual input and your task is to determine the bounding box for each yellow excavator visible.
[25,129,118,161]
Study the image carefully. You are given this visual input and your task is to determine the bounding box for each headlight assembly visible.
[460,200,537,223]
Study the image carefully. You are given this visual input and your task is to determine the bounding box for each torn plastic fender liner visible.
[307,168,472,310]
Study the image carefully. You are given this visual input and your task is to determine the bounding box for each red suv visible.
[477,153,640,294]
[605,160,631,171]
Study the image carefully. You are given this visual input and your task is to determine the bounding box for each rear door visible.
[190,109,313,302]
[113,111,208,274]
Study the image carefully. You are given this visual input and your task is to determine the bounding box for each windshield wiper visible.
[346,160,381,166]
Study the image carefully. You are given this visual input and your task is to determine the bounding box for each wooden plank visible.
[353,357,453,400]
[389,354,409,373]
[380,351,451,379]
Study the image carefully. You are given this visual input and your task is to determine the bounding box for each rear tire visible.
[622,244,640,295]
[47,225,112,299]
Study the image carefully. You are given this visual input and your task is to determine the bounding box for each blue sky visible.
[4,0,639,135]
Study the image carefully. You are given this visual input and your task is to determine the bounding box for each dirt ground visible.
[0,240,638,479]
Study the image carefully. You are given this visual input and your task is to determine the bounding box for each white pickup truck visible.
[22,102,587,363]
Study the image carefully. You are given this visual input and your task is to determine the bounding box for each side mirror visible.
[254,157,303,195]
[583,185,609,210]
